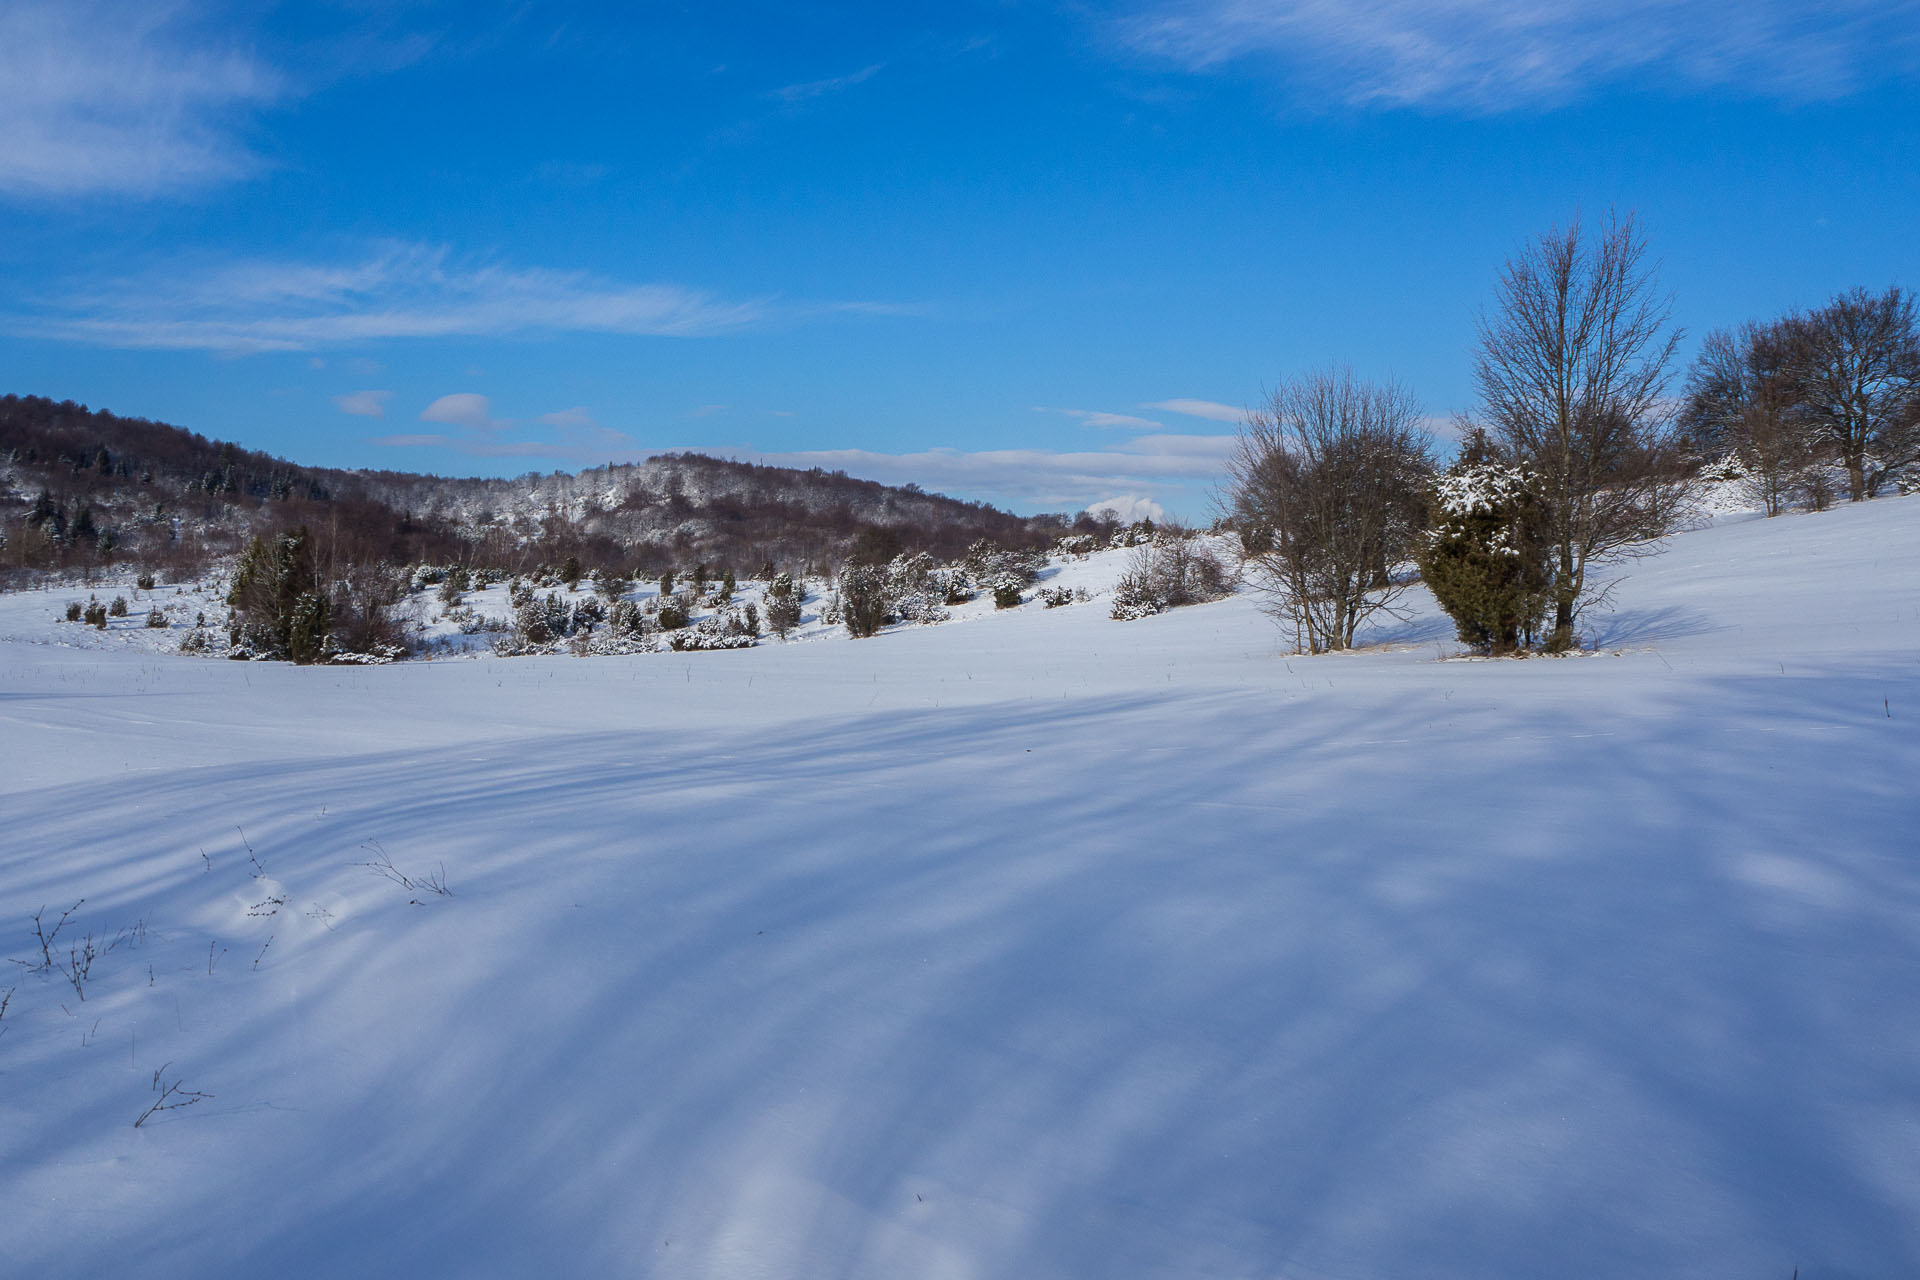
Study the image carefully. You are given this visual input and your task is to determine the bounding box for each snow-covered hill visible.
[2,498,1917,1279]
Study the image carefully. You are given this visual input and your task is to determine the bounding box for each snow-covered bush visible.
[765,572,802,638]
[109,595,128,617]
[1416,444,1552,655]
[572,595,607,630]
[514,592,578,645]
[1054,533,1097,557]
[886,552,948,623]
[839,561,889,638]
[939,567,976,605]
[990,574,1024,609]
[179,627,214,653]
[608,598,648,639]
[667,607,758,651]
[654,592,691,631]
[146,606,167,628]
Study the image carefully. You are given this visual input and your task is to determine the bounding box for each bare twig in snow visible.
[359,841,452,903]
[135,1064,213,1128]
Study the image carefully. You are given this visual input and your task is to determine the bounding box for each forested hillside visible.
[0,395,1088,582]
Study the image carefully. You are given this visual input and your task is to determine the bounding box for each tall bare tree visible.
[1779,286,1920,501]
[1227,368,1432,654]
[1684,322,1826,516]
[1473,212,1689,651]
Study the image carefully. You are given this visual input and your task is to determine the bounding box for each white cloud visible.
[421,393,500,432]
[1041,407,1165,430]
[14,243,806,352]
[538,407,595,430]
[738,431,1238,511]
[1145,397,1244,423]
[1109,0,1920,108]
[1084,495,1169,524]
[373,399,642,460]
[333,389,391,418]
[0,0,282,198]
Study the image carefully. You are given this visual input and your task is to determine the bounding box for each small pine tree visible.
[109,595,128,617]
[1416,431,1553,655]
[839,561,889,637]
[766,572,802,638]
[655,593,691,630]
[228,526,331,662]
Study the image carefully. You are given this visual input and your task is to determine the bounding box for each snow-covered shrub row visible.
[834,540,1051,636]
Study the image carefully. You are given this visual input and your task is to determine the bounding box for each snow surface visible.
[2,499,1918,1279]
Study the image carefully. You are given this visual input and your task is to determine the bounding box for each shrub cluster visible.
[1110,536,1233,620]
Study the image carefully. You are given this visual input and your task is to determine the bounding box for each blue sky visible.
[3,1,1916,521]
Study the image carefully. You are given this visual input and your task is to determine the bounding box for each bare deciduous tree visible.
[1685,322,1827,516]
[1227,369,1432,654]
[1473,212,1690,651]
[1780,286,1920,501]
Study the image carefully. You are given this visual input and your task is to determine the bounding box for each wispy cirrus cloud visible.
[1146,397,1245,423]
[1107,0,1920,109]
[770,62,885,104]
[0,0,283,198]
[740,430,1237,511]
[374,397,645,460]
[1040,406,1166,430]
[11,242,896,353]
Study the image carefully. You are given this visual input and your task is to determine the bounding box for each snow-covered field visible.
[2,499,1917,1279]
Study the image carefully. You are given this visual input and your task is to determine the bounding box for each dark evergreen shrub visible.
[109,595,128,617]
[839,561,890,637]
[227,527,332,663]
[1416,435,1553,655]
[64,601,82,622]
[655,593,691,630]
[765,572,802,637]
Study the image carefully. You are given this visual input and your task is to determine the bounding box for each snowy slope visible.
[1,500,1917,1279]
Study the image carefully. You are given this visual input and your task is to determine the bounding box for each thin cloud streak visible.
[742,433,1238,508]
[1041,407,1166,430]
[770,63,885,103]
[1146,397,1245,423]
[12,243,899,352]
[1110,0,1920,109]
[0,0,283,198]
